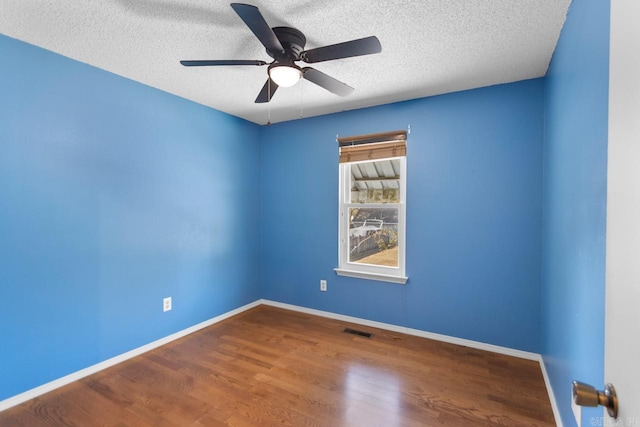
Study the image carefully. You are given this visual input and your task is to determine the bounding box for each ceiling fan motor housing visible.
[269,27,306,61]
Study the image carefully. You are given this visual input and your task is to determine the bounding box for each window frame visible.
[335,156,408,284]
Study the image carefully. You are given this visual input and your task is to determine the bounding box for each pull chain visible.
[299,82,303,119]
[267,79,272,126]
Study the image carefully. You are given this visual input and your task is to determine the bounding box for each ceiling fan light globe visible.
[269,64,301,87]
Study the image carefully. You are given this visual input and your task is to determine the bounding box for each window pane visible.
[350,159,401,203]
[348,207,398,267]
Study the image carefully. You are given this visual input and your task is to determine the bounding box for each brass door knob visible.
[572,381,618,419]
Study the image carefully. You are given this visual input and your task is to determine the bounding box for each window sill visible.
[334,268,408,284]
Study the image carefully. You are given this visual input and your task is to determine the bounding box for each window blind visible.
[338,130,407,163]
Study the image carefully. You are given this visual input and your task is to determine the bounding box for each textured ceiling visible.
[0,0,570,124]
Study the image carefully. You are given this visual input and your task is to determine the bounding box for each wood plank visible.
[0,306,555,426]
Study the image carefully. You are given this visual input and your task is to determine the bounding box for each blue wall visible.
[2,4,610,416]
[541,0,609,425]
[0,35,261,401]
[260,80,544,353]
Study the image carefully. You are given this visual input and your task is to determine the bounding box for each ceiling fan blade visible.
[180,60,267,66]
[255,79,279,103]
[231,3,284,53]
[301,36,381,63]
[302,67,354,97]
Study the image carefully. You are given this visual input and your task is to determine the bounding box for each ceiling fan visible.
[180,3,382,103]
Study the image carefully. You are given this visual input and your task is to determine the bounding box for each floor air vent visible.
[343,328,373,338]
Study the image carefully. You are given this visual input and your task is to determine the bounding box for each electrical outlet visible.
[163,297,172,312]
[320,280,327,291]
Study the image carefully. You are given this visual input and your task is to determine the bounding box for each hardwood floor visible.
[0,306,555,426]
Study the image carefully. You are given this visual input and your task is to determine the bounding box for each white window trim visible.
[337,156,408,284]
[334,268,408,284]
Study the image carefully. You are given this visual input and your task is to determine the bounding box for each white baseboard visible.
[1,298,562,427]
[260,299,540,360]
[262,299,562,426]
[0,300,262,413]
[539,357,564,427]
[261,299,562,426]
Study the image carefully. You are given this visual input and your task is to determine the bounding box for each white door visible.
[605,0,640,424]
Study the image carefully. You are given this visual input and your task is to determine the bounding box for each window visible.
[335,131,408,284]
